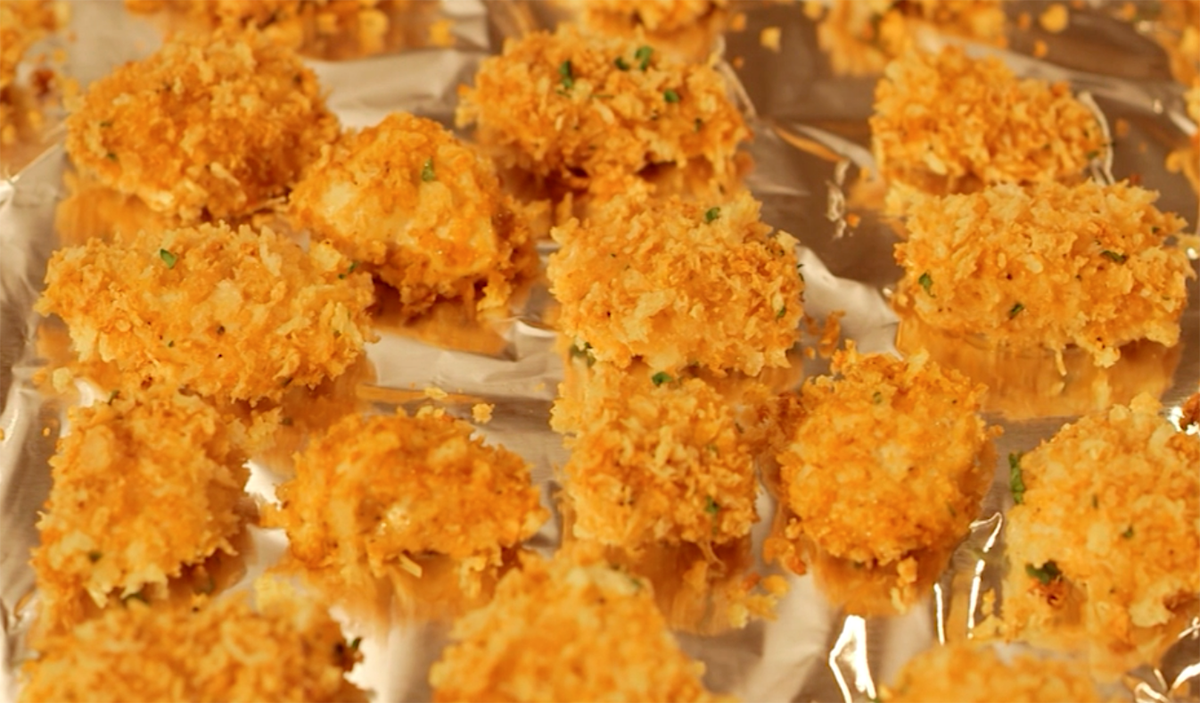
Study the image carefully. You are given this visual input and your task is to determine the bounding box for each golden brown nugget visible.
[428,553,733,703]
[290,112,537,319]
[456,24,748,198]
[265,406,548,610]
[20,588,366,703]
[582,0,726,34]
[65,26,338,222]
[883,643,1100,703]
[871,45,1105,200]
[1002,395,1200,677]
[30,391,249,634]
[548,192,803,376]
[0,0,65,146]
[36,221,375,405]
[893,180,1194,369]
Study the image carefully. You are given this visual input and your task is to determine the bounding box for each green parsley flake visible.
[1009,452,1026,505]
[122,591,149,605]
[1008,302,1025,319]
[614,56,630,71]
[159,248,178,269]
[338,261,359,279]
[569,341,596,367]
[1025,561,1062,585]
[1100,250,1127,264]
[558,60,575,90]
[421,158,435,182]
[705,496,720,516]
[350,637,362,650]
[87,550,103,563]
[704,206,720,223]
[918,271,933,295]
[105,152,117,161]
[651,371,673,386]
[776,305,786,319]
[1122,526,1134,539]
[663,89,680,103]
[634,45,653,70]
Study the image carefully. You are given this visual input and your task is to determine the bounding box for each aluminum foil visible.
[1,1,1198,701]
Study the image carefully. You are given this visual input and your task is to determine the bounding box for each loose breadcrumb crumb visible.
[36,221,376,405]
[760,26,781,51]
[471,403,494,424]
[1032,39,1049,58]
[549,192,803,376]
[883,643,1100,702]
[893,180,1194,368]
[423,386,449,400]
[1039,3,1069,33]
[65,27,339,222]
[429,553,732,702]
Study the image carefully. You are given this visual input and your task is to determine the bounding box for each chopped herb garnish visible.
[159,248,178,269]
[87,550,102,562]
[776,304,786,319]
[194,575,215,594]
[99,120,112,128]
[1009,452,1026,505]
[705,206,720,223]
[1122,526,1134,539]
[918,271,933,295]
[122,591,149,605]
[1086,150,1100,159]
[651,371,673,386]
[421,158,435,182]
[796,263,804,283]
[1151,226,1160,233]
[1100,250,1127,263]
[694,118,703,132]
[947,504,957,517]
[281,416,294,427]
[663,89,680,103]
[338,261,359,279]
[614,56,630,71]
[166,340,174,348]
[350,636,362,650]
[872,390,883,404]
[1008,302,1025,319]
[216,325,225,335]
[634,45,653,70]
[1092,494,1099,509]
[108,390,119,404]
[1025,561,1061,585]
[628,576,643,590]
[558,60,575,90]
[569,341,596,366]
[705,496,720,516]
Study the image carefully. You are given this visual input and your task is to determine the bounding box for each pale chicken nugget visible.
[290,112,537,318]
[456,24,748,196]
[548,192,803,376]
[883,643,1100,703]
[583,0,727,34]
[429,553,732,703]
[30,391,249,633]
[65,26,338,222]
[265,406,548,602]
[778,348,997,568]
[20,590,366,703]
[871,45,1105,199]
[36,221,375,405]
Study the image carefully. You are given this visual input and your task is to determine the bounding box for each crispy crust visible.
[893,180,1194,368]
[548,191,803,376]
[428,553,731,703]
[30,391,248,633]
[20,589,366,703]
[884,643,1099,703]
[64,27,339,222]
[36,221,376,405]
[870,45,1104,196]
[289,112,537,318]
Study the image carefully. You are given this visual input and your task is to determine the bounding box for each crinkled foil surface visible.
[1,1,1198,701]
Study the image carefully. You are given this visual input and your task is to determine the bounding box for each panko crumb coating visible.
[428,553,732,703]
[548,192,803,376]
[870,45,1105,198]
[265,407,548,603]
[883,643,1100,703]
[551,363,758,556]
[456,24,749,198]
[1002,395,1200,674]
[65,27,339,222]
[582,0,727,34]
[19,591,366,703]
[36,221,376,406]
[893,180,1194,368]
[30,391,249,634]
[777,348,997,569]
[290,112,537,319]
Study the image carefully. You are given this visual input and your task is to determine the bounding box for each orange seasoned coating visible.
[893,180,1194,368]
[779,348,997,567]
[583,0,727,33]
[36,221,375,405]
[883,643,1100,703]
[290,112,537,318]
[20,590,366,703]
[65,27,339,222]
[1002,395,1200,674]
[548,192,803,376]
[265,407,548,598]
[429,554,732,703]
[870,46,1105,197]
[30,392,249,633]
[551,363,758,554]
[456,24,748,196]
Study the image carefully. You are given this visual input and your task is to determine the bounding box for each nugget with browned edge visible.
[882,643,1100,703]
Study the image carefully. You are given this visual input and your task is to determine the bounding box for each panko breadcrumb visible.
[548,191,803,376]
[893,180,1194,368]
[870,45,1104,199]
[883,643,1100,703]
[428,553,731,703]
[551,363,758,555]
[265,406,548,606]
[456,24,749,199]
[20,589,365,703]
[289,112,537,319]
[65,27,339,222]
[774,348,997,601]
[36,221,376,405]
[30,391,249,634]
[1002,394,1200,676]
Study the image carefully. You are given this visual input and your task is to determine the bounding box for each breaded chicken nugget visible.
[30,391,249,634]
[1002,394,1200,676]
[20,588,366,703]
[428,553,732,703]
[36,221,375,405]
[0,0,64,145]
[265,406,548,608]
[290,112,537,319]
[893,180,1194,369]
[548,191,803,376]
[456,24,748,198]
[65,27,338,222]
[870,45,1104,200]
[882,643,1100,703]
[582,0,726,34]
